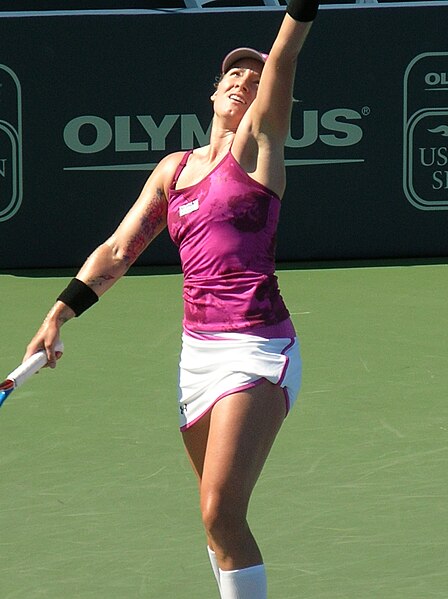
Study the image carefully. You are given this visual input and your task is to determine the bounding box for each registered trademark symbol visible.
[362,106,371,116]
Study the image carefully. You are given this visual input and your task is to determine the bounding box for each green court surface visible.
[1,263,447,599]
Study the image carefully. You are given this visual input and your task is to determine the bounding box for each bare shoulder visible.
[155,151,186,179]
[232,112,287,198]
[142,151,186,198]
[158,151,187,171]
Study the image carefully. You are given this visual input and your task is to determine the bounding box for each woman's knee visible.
[201,489,248,541]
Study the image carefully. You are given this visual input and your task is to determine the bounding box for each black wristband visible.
[286,0,319,22]
[57,278,99,317]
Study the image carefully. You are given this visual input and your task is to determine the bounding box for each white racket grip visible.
[7,341,64,388]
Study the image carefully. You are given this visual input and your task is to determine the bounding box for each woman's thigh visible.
[182,379,286,502]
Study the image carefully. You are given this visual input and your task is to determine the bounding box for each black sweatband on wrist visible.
[57,278,99,317]
[286,0,319,22]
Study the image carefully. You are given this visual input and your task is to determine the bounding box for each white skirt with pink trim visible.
[177,331,302,430]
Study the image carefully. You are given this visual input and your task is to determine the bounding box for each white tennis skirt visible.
[177,331,302,430]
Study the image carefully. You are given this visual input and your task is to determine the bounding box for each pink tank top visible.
[167,150,292,335]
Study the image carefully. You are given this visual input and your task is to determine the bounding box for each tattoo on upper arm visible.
[123,188,167,265]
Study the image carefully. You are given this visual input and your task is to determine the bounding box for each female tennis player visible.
[24,1,318,596]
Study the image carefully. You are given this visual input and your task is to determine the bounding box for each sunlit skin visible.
[172,58,265,193]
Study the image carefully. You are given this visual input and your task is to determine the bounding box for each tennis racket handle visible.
[7,341,64,388]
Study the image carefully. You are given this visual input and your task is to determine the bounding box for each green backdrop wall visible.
[0,3,447,268]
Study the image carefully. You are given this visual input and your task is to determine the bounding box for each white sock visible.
[219,564,267,599]
[207,546,221,592]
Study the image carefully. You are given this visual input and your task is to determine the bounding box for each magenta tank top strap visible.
[171,150,193,189]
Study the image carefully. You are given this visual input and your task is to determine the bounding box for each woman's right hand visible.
[23,302,73,368]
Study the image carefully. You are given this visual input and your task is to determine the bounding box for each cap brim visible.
[221,47,268,74]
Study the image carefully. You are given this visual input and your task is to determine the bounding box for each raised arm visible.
[24,153,181,367]
[251,0,319,143]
